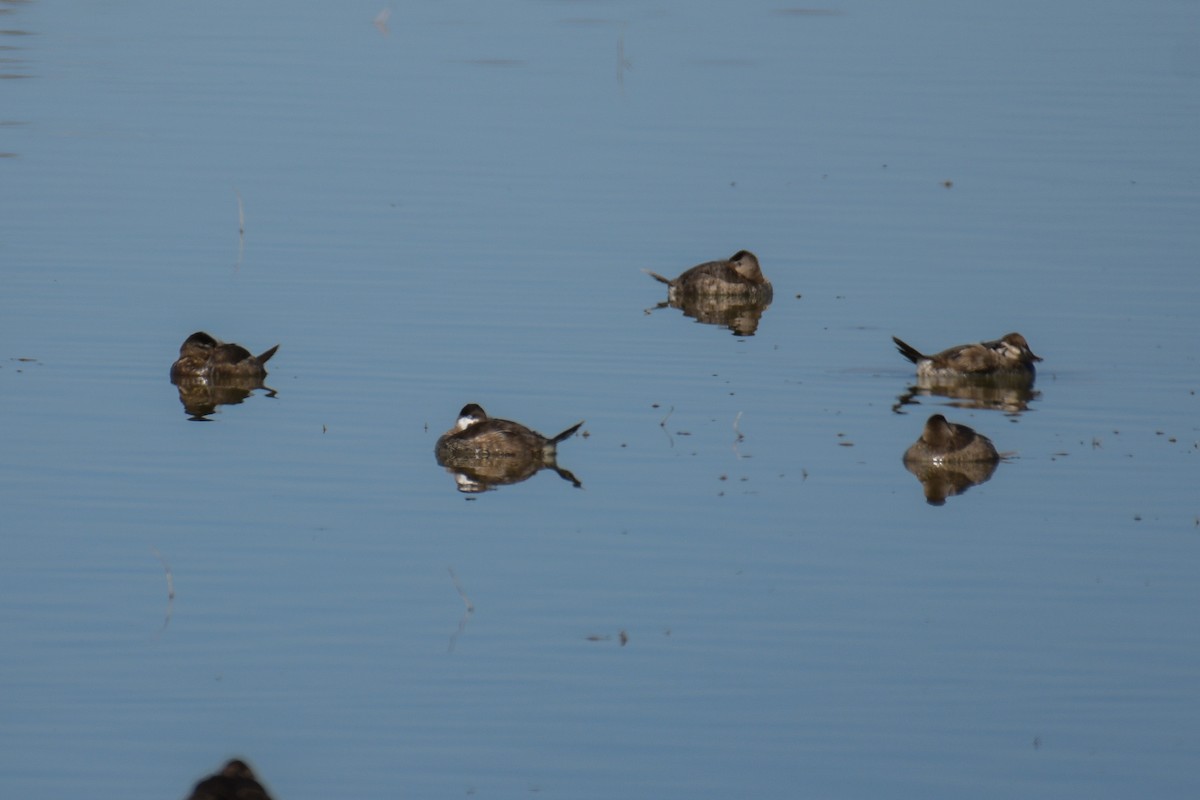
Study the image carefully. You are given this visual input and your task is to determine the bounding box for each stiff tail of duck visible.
[892,336,925,365]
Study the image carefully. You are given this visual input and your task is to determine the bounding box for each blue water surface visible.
[1,1,1198,798]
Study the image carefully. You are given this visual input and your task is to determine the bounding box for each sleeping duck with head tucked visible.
[169,331,280,420]
[170,331,280,385]
[644,250,772,302]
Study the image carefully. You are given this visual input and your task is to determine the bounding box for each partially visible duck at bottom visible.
[645,250,772,302]
[435,404,584,492]
[185,758,273,800]
[892,332,1041,381]
[170,331,280,385]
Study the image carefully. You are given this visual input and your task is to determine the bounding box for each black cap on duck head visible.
[454,404,488,431]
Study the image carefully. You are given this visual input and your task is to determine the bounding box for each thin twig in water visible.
[447,567,474,653]
[448,567,474,612]
[616,24,632,88]
[659,405,674,428]
[151,547,175,638]
[374,8,392,35]
[732,411,746,458]
[657,405,675,448]
[234,189,245,271]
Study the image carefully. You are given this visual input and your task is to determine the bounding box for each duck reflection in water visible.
[185,758,273,800]
[170,331,279,421]
[893,378,1040,414]
[903,414,1001,505]
[644,250,773,336]
[435,403,584,493]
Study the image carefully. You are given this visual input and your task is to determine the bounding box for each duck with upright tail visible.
[170,331,280,385]
[435,404,585,492]
[892,332,1041,381]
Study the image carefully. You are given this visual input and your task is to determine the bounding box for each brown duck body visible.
[903,414,999,464]
[892,332,1041,380]
[645,250,772,301]
[170,331,280,384]
[436,404,582,460]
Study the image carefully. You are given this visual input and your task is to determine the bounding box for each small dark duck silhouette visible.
[185,758,273,800]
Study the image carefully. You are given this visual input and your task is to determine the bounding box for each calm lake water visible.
[2,1,1198,798]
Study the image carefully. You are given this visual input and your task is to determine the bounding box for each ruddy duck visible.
[186,758,273,800]
[892,332,1041,380]
[903,414,999,464]
[170,331,280,384]
[645,250,772,301]
[436,403,583,460]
